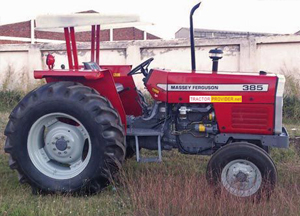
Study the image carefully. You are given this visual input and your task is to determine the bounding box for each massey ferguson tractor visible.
[4,2,289,198]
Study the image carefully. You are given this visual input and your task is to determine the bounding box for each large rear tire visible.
[4,81,125,194]
[206,142,277,199]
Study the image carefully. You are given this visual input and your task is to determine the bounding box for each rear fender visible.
[34,69,127,128]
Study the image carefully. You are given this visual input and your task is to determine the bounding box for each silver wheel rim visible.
[221,159,262,197]
[27,113,92,180]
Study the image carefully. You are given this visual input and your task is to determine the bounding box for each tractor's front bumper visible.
[215,127,289,149]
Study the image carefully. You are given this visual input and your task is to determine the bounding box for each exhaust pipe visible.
[209,48,223,74]
[190,2,201,73]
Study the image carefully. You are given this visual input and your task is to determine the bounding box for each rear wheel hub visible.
[55,138,68,151]
[27,113,91,180]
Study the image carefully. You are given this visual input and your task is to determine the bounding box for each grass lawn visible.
[0,112,299,216]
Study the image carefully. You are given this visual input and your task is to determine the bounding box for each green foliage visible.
[2,64,14,91]
[281,68,300,123]
[271,144,299,163]
[0,91,24,112]
[283,96,300,122]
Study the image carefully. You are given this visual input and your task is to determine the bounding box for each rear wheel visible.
[4,81,125,194]
[206,142,277,199]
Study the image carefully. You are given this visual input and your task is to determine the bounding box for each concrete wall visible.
[175,28,276,40]
[1,35,300,91]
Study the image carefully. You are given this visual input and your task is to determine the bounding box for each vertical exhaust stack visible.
[190,2,201,73]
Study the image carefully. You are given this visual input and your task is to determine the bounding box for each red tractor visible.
[4,3,288,198]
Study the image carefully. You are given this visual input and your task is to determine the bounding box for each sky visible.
[1,0,300,39]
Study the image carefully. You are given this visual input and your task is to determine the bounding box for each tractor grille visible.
[231,107,269,130]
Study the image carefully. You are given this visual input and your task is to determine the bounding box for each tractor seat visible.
[82,62,124,92]
[115,83,124,93]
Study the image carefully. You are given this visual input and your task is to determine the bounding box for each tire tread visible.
[4,81,125,194]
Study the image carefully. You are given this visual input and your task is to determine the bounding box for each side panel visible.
[150,70,277,135]
[145,69,168,102]
[101,65,142,116]
[214,103,274,135]
[167,72,277,135]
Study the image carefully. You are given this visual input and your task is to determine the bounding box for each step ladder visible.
[127,128,162,163]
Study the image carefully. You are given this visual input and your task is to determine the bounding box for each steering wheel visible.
[127,58,154,76]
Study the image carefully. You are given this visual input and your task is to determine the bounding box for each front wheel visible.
[4,82,125,194]
[206,142,277,199]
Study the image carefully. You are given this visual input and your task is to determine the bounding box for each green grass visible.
[0,91,23,112]
[0,111,299,216]
[281,68,300,123]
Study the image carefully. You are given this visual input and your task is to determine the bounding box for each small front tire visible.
[206,142,277,199]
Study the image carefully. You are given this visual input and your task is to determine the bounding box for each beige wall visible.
[0,35,300,91]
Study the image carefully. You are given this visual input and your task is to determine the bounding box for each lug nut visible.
[67,146,71,149]
[58,152,61,155]
[64,151,67,154]
[55,137,59,140]
[53,148,56,151]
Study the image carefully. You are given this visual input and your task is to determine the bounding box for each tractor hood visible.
[146,69,285,135]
